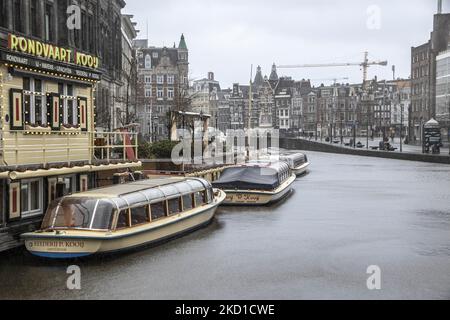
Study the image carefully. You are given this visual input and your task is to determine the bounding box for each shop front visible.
[0,34,140,252]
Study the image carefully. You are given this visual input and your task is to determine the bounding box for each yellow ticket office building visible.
[0,35,140,252]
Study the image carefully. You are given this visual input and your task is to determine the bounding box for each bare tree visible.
[116,55,138,127]
[166,84,199,140]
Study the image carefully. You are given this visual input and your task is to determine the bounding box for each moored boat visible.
[22,177,226,259]
[280,153,310,176]
[212,161,295,205]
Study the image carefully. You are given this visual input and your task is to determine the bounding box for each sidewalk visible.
[307,137,450,156]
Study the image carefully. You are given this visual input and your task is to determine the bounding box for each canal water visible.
[1,151,450,299]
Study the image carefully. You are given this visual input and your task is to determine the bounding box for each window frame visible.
[144,54,152,69]
[115,208,131,230]
[150,201,167,221]
[130,205,151,226]
[167,197,182,216]
[59,83,78,126]
[20,178,43,218]
[23,77,46,126]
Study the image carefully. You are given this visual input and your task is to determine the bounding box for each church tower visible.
[269,63,279,81]
[177,34,189,89]
[254,65,264,87]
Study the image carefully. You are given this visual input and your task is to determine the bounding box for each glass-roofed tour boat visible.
[212,161,295,206]
[22,177,226,259]
[280,152,310,176]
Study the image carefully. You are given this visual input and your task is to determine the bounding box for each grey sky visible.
[125,0,440,88]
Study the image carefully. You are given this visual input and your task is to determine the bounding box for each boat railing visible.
[92,131,139,163]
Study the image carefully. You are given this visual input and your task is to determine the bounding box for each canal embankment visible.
[280,138,450,165]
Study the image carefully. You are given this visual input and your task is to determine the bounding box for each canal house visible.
[0,33,140,252]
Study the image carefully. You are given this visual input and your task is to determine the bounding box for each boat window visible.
[206,188,213,203]
[142,188,165,203]
[160,185,179,198]
[173,182,192,194]
[151,202,166,220]
[91,200,115,230]
[185,179,205,193]
[50,198,98,229]
[41,200,60,229]
[116,209,130,229]
[131,206,150,225]
[122,193,148,208]
[168,198,181,215]
[194,191,206,207]
[182,194,193,210]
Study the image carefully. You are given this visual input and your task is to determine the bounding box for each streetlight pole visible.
[448,98,450,155]
[366,103,369,150]
[400,104,403,153]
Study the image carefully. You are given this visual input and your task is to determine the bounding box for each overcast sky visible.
[125,0,441,88]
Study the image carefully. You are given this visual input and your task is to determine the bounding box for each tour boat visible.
[280,153,310,176]
[212,161,295,205]
[22,177,226,259]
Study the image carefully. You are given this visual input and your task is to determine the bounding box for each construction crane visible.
[277,52,388,89]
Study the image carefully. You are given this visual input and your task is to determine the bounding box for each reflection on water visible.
[1,151,450,300]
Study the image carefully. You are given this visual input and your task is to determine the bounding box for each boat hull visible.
[23,191,225,259]
[221,175,295,206]
[292,162,310,176]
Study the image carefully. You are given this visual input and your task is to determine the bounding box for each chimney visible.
[208,72,214,81]
[438,0,442,14]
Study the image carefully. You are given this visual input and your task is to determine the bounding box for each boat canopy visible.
[41,177,212,231]
[280,153,308,169]
[212,162,290,191]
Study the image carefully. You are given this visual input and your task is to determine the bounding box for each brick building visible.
[134,34,189,141]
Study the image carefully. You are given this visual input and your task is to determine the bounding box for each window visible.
[194,191,205,207]
[59,175,76,194]
[91,201,115,230]
[168,198,181,215]
[183,194,193,210]
[59,83,78,126]
[151,202,166,220]
[167,75,175,84]
[168,88,174,99]
[0,0,7,28]
[145,76,152,84]
[157,75,164,84]
[152,52,158,58]
[131,206,150,225]
[30,0,39,37]
[23,78,46,126]
[21,179,43,218]
[157,88,164,98]
[206,188,213,203]
[116,210,130,229]
[13,0,22,32]
[144,54,152,69]
[145,88,152,97]
[44,2,54,41]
